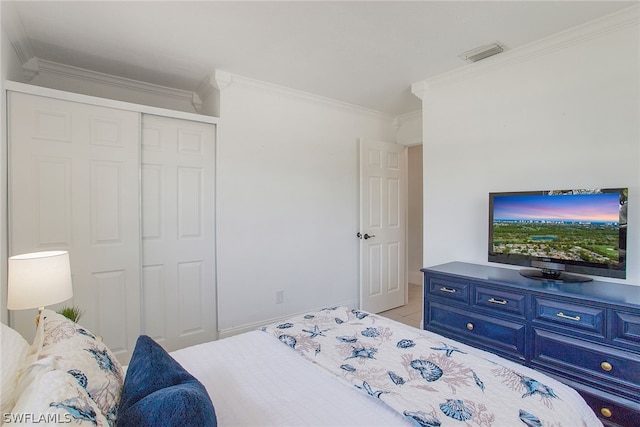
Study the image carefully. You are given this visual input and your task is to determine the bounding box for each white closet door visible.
[8,92,141,363]
[141,115,216,351]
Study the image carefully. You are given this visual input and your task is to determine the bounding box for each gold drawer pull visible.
[488,297,507,305]
[466,323,474,331]
[600,408,612,418]
[601,361,613,372]
[556,312,581,322]
[439,287,457,294]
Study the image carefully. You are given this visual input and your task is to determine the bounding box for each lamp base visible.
[34,306,44,327]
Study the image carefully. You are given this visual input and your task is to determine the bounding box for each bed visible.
[2,307,602,426]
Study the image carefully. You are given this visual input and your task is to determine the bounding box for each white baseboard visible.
[218,298,359,340]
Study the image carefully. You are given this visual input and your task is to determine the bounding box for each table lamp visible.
[7,251,73,316]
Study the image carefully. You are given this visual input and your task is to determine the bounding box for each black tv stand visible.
[519,268,593,283]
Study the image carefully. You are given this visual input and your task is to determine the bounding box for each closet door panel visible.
[94,269,128,354]
[142,264,166,340]
[34,157,73,246]
[141,115,216,351]
[8,92,141,363]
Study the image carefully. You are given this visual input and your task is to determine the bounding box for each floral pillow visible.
[30,309,124,424]
[10,368,110,426]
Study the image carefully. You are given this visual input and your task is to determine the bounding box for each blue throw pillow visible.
[116,335,216,427]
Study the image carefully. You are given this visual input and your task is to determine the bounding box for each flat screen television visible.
[488,188,627,282]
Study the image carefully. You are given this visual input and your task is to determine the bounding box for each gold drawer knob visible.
[600,361,613,372]
[600,408,612,418]
[466,323,474,331]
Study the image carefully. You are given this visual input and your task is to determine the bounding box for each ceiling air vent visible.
[459,43,504,63]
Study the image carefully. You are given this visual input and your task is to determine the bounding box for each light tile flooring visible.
[378,283,423,328]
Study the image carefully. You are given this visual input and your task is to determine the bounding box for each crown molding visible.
[15,58,395,122]
[226,72,394,121]
[20,57,201,109]
[413,4,639,93]
[2,2,35,63]
[6,80,218,124]
[393,109,423,145]
[410,81,429,101]
[211,69,233,92]
[22,57,40,81]
[191,93,203,113]
[392,109,422,129]
[195,69,233,104]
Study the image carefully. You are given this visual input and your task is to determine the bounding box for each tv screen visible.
[488,188,627,282]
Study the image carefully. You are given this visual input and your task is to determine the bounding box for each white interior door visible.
[359,139,406,313]
[8,92,141,363]
[141,115,216,352]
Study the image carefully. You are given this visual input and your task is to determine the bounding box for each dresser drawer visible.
[612,310,640,348]
[533,297,605,336]
[533,329,640,390]
[579,389,640,427]
[427,302,526,359]
[473,286,526,318]
[427,275,469,303]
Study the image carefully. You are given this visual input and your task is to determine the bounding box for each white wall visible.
[407,144,423,285]
[0,33,399,336]
[395,111,422,146]
[418,11,639,285]
[1,25,26,324]
[216,76,396,334]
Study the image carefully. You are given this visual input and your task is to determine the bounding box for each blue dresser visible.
[422,262,640,427]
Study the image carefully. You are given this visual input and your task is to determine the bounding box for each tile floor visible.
[378,283,423,328]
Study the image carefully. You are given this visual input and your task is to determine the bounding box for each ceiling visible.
[3,1,636,117]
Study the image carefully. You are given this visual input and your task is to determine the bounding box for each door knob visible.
[363,233,375,240]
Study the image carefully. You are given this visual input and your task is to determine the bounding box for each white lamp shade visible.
[7,251,73,310]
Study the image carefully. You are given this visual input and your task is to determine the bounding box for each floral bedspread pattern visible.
[262,307,594,427]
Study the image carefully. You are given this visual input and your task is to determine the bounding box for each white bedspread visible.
[170,312,601,427]
[171,329,411,426]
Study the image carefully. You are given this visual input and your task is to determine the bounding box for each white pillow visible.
[0,322,29,415]
[8,368,109,426]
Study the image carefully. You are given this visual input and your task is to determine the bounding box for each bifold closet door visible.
[8,92,141,363]
[141,115,216,352]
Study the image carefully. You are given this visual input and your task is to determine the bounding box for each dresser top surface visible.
[422,262,640,309]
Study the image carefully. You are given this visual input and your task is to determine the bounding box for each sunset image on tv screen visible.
[492,191,621,265]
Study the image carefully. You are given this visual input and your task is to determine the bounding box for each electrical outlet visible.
[276,290,284,304]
